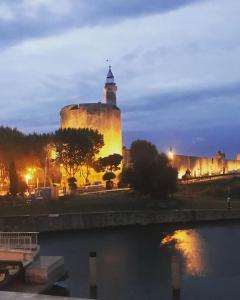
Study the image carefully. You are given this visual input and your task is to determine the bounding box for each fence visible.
[0,232,38,251]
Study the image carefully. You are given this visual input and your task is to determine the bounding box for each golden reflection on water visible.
[161,229,206,276]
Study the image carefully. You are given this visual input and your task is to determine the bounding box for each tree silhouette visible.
[94,153,122,172]
[123,140,178,199]
[102,171,116,190]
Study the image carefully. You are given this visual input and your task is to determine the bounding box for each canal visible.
[40,221,240,300]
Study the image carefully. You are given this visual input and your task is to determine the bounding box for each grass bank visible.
[0,190,172,216]
[176,176,240,209]
[0,177,240,216]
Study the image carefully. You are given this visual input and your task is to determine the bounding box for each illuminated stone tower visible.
[60,66,122,185]
[104,66,117,106]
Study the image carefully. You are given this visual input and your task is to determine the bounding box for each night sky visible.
[0,0,240,158]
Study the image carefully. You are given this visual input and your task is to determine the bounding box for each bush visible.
[118,168,133,188]
[103,172,116,190]
[182,169,191,180]
[103,172,116,181]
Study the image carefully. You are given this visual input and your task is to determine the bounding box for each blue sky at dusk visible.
[0,0,240,158]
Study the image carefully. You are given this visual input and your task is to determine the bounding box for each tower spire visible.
[106,65,114,84]
[104,65,117,106]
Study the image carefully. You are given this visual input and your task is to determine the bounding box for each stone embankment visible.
[1,209,240,232]
[0,291,89,300]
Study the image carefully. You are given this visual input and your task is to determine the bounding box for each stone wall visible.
[1,210,240,232]
[174,154,240,178]
[122,148,240,179]
[0,292,87,300]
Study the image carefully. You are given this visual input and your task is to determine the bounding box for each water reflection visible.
[161,229,206,276]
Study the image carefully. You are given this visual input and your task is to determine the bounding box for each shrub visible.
[123,140,178,199]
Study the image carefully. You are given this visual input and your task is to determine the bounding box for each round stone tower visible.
[60,66,122,166]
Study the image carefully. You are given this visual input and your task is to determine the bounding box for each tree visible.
[150,153,178,198]
[18,180,28,196]
[118,167,133,188]
[94,153,122,172]
[54,128,104,182]
[0,128,53,186]
[0,128,56,193]
[94,153,122,189]
[123,140,178,199]
[130,140,158,165]
[8,160,28,197]
[24,132,54,168]
[0,127,25,168]
[9,160,18,197]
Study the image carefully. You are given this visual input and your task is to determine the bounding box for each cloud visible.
[0,0,206,47]
[0,0,240,157]
[0,3,15,21]
[123,81,240,113]
[121,81,240,132]
[123,126,240,159]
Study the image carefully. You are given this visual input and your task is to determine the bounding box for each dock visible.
[0,232,66,294]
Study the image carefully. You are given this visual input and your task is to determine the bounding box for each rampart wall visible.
[174,154,240,178]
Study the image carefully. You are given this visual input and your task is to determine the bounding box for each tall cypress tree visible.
[9,160,18,197]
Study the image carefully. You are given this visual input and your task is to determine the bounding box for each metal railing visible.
[0,232,38,251]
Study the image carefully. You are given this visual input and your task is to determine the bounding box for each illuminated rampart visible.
[173,154,240,179]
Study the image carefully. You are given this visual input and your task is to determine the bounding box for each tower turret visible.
[104,66,117,106]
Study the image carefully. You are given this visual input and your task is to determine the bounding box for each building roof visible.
[106,66,115,84]
[107,66,114,78]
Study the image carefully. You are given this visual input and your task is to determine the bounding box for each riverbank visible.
[0,178,240,232]
[1,209,240,232]
[1,177,240,217]
[0,292,86,300]
[0,190,174,216]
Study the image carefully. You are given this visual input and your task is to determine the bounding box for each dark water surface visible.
[40,222,240,300]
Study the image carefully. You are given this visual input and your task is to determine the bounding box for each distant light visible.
[25,167,36,185]
[25,173,32,184]
[50,149,57,160]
